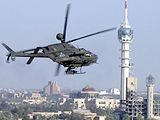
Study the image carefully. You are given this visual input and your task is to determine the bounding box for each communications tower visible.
[118,0,133,102]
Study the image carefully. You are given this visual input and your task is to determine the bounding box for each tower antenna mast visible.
[124,0,129,27]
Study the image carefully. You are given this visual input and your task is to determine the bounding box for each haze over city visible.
[0,0,159,91]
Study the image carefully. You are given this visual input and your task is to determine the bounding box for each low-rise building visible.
[23,92,46,104]
[81,85,99,99]
[109,88,120,95]
[72,109,97,120]
[88,98,120,110]
[73,98,86,109]
[69,85,99,99]
[28,111,62,119]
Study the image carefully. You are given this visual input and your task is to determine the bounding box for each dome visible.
[82,85,95,91]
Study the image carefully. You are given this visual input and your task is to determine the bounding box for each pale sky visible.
[0,0,160,91]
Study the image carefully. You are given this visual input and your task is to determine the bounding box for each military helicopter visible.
[2,4,116,75]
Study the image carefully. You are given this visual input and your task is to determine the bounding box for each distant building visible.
[72,109,97,120]
[80,85,99,99]
[99,91,108,95]
[142,75,160,120]
[143,97,160,120]
[28,111,62,119]
[69,85,99,99]
[23,92,46,104]
[146,75,155,119]
[51,81,61,94]
[73,98,86,109]
[14,92,25,99]
[109,88,120,95]
[153,97,160,117]
[43,81,61,96]
[43,81,52,96]
[125,77,144,119]
[88,98,120,110]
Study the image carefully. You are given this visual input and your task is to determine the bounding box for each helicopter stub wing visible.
[26,47,40,64]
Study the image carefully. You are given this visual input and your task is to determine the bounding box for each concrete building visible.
[73,98,86,109]
[143,97,160,120]
[89,98,120,110]
[125,77,144,119]
[70,85,99,99]
[153,97,160,117]
[72,109,97,120]
[143,96,160,120]
[109,88,120,95]
[28,111,62,119]
[80,85,99,99]
[51,81,61,94]
[43,81,52,96]
[43,81,61,96]
[23,92,46,104]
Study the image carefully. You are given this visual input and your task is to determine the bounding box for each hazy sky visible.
[0,0,160,91]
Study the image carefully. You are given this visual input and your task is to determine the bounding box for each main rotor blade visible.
[66,27,117,43]
[55,64,61,76]
[63,4,71,42]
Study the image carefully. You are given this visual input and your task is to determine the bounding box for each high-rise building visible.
[126,77,144,119]
[43,81,52,96]
[43,81,61,95]
[51,81,61,94]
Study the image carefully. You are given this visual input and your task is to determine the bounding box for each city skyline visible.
[0,0,160,91]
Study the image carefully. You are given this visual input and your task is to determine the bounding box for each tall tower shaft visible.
[118,0,133,101]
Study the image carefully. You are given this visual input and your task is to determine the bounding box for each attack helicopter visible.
[2,4,116,75]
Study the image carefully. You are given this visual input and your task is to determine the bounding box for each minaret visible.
[118,0,133,102]
[146,75,155,119]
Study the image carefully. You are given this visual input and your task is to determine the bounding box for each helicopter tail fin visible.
[2,43,15,54]
[2,43,16,63]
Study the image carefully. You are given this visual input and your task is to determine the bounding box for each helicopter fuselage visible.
[3,43,98,71]
[47,43,98,68]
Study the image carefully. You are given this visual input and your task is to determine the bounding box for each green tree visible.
[123,114,130,120]
[22,116,30,120]
[0,111,18,120]
[135,114,144,120]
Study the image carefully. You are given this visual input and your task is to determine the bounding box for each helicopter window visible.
[79,48,85,51]
[68,44,75,48]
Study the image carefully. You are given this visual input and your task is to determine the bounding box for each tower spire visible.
[124,0,129,27]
